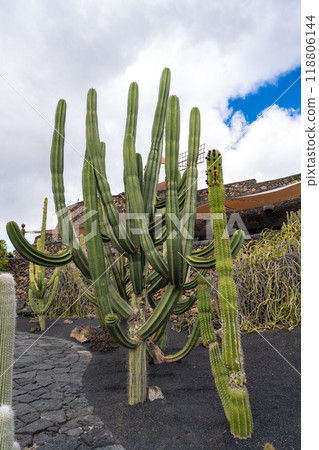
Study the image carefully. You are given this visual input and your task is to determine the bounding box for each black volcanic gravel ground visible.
[16,317,301,449]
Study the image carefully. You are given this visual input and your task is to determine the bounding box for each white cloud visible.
[223,106,301,183]
[0,0,300,251]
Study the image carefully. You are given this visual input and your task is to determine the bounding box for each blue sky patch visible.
[226,66,301,125]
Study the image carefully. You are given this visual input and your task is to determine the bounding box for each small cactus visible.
[28,198,60,330]
[0,273,20,449]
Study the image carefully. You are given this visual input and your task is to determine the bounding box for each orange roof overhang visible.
[196,182,301,217]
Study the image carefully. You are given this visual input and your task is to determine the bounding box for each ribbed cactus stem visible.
[128,292,147,405]
[207,149,253,438]
[0,274,20,449]
[197,276,230,421]
[0,274,15,405]
[28,198,60,330]
[128,342,147,405]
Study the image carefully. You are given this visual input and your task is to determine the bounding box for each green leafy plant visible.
[0,273,20,449]
[0,239,8,272]
[28,198,60,330]
[48,263,95,319]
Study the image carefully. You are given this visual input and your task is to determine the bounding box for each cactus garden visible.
[1,68,301,449]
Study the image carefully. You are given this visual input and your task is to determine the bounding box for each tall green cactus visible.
[28,198,60,331]
[196,149,253,438]
[7,68,206,405]
[0,273,20,450]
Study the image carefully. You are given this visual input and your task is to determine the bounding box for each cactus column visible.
[0,273,20,450]
[205,149,253,438]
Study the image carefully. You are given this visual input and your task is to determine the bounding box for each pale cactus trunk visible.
[0,273,20,449]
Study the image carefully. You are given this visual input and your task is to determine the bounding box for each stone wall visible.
[195,173,301,207]
[6,257,31,314]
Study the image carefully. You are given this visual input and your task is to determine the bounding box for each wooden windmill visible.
[158,143,206,190]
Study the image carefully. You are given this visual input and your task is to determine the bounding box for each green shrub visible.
[0,240,8,272]
[174,211,301,334]
[48,264,95,319]
[233,211,301,331]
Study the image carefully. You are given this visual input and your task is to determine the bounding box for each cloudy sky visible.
[0,0,301,251]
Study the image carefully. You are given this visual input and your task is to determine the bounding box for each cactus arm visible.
[180,107,200,268]
[157,330,168,351]
[72,268,99,306]
[124,82,138,145]
[138,284,183,339]
[29,261,37,288]
[191,240,215,257]
[50,100,78,248]
[164,317,200,362]
[165,95,183,287]
[183,269,208,290]
[197,277,216,346]
[148,290,197,315]
[136,152,144,199]
[96,193,126,254]
[124,134,168,279]
[28,283,40,315]
[82,160,133,319]
[42,274,59,314]
[155,168,187,209]
[143,67,171,221]
[209,341,232,419]
[147,293,158,310]
[49,99,91,277]
[39,278,48,298]
[103,243,128,301]
[230,229,245,257]
[105,316,137,349]
[6,221,72,267]
[173,291,198,315]
[46,267,60,288]
[38,198,48,253]
[147,274,167,296]
[82,159,113,316]
[86,89,135,255]
[151,321,167,344]
[29,279,41,298]
[108,283,133,319]
[122,84,145,293]
[186,230,245,269]
[197,276,231,421]
[127,251,143,295]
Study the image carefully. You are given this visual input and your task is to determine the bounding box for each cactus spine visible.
[0,273,20,449]
[198,149,253,438]
[28,198,60,330]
